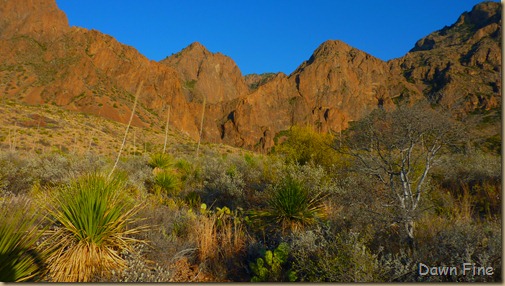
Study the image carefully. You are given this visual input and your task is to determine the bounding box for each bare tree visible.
[334,102,463,248]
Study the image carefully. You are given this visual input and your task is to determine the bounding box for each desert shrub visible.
[272,125,340,168]
[69,152,108,174]
[41,173,147,282]
[116,155,151,194]
[284,163,337,195]
[103,244,172,282]
[0,196,45,282]
[290,227,382,282]
[199,155,246,209]
[412,218,501,282]
[434,152,501,186]
[31,153,71,187]
[130,201,196,271]
[379,217,502,282]
[0,151,35,195]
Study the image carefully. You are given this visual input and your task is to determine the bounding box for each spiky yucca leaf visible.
[42,173,146,282]
[0,198,44,282]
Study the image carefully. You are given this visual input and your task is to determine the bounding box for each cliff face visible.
[0,0,501,152]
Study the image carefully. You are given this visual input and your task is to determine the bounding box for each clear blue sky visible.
[55,0,499,75]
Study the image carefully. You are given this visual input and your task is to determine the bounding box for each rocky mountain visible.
[389,1,501,113]
[0,0,205,140]
[0,0,501,153]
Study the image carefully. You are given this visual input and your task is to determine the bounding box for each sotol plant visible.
[41,173,146,282]
[254,177,327,233]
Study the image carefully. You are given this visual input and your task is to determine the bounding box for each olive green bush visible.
[289,227,382,282]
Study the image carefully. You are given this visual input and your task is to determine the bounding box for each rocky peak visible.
[184,41,209,54]
[161,42,249,104]
[411,1,501,52]
[392,1,501,112]
[0,0,69,39]
[456,1,501,30]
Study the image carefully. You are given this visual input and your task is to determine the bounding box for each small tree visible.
[335,103,463,248]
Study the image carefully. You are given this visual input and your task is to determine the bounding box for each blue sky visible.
[55,1,498,75]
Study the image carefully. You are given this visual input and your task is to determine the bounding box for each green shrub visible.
[0,151,35,195]
[116,155,151,194]
[200,155,245,209]
[272,125,340,168]
[290,227,382,282]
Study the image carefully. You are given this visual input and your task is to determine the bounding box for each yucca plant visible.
[153,171,181,197]
[0,199,45,282]
[42,173,146,282]
[148,153,174,173]
[255,177,327,233]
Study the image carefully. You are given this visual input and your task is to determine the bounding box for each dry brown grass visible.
[194,214,218,262]
[190,211,247,280]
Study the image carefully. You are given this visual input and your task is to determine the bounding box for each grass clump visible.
[41,172,146,282]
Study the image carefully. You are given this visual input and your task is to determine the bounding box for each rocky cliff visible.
[0,0,501,152]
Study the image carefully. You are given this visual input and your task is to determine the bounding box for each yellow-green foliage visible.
[273,125,341,168]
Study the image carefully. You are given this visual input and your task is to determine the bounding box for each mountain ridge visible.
[0,0,501,153]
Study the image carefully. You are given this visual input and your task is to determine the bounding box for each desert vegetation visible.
[0,102,501,282]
